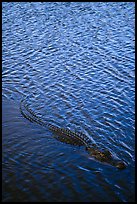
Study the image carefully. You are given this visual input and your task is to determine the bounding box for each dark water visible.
[2,2,135,202]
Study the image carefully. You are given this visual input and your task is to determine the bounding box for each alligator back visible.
[20,99,93,147]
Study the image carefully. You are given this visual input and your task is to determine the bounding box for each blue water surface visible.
[2,2,135,202]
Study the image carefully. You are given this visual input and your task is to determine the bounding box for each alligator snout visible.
[115,161,126,169]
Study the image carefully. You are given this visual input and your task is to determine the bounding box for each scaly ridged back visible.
[20,98,93,147]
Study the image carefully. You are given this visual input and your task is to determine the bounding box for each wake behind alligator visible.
[20,98,126,169]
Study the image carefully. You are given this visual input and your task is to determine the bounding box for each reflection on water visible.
[2,2,135,202]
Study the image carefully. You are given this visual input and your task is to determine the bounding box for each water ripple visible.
[2,2,135,202]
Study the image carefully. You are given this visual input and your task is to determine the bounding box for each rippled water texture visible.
[2,2,135,202]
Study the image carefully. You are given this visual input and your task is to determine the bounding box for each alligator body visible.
[20,98,126,169]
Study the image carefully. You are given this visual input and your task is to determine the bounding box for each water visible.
[2,2,135,202]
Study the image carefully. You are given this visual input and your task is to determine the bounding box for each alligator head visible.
[86,146,126,169]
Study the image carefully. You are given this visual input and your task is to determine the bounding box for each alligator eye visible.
[116,161,126,169]
[92,143,96,147]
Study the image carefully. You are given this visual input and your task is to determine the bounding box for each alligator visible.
[20,98,126,169]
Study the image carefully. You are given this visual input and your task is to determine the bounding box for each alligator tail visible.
[20,98,49,128]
